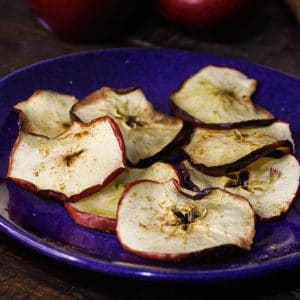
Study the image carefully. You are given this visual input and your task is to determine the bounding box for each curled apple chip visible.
[14,90,78,138]
[117,180,255,261]
[183,121,294,176]
[71,87,184,165]
[66,162,180,232]
[7,117,125,202]
[171,65,274,128]
[182,155,300,220]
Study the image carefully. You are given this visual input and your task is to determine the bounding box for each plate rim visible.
[0,47,299,283]
[1,47,300,85]
[1,210,300,283]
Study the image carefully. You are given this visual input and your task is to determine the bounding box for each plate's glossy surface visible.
[0,48,299,283]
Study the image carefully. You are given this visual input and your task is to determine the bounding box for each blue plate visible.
[0,48,299,283]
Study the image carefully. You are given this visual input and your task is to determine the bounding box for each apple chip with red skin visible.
[117,180,255,262]
[71,87,184,165]
[183,121,294,176]
[14,90,78,138]
[66,162,180,232]
[7,117,125,202]
[182,154,300,220]
[171,65,274,129]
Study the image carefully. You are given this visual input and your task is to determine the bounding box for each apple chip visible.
[117,180,255,261]
[66,162,180,232]
[183,121,294,175]
[71,87,184,165]
[171,65,274,128]
[7,117,125,202]
[14,90,78,138]
[182,155,300,220]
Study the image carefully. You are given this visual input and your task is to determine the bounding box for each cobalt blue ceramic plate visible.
[0,48,299,283]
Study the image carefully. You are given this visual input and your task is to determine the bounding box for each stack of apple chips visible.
[171,66,298,221]
[6,66,299,262]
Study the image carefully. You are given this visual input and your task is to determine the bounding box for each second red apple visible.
[157,0,254,29]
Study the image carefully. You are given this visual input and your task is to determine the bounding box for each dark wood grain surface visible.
[0,0,300,299]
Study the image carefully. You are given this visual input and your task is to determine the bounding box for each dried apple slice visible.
[171,65,274,128]
[182,155,300,220]
[71,87,184,165]
[66,162,180,232]
[7,117,125,202]
[14,90,78,138]
[117,180,255,261]
[183,121,294,176]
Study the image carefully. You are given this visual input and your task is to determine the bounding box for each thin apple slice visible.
[65,162,180,232]
[7,117,125,202]
[182,155,300,220]
[14,90,78,138]
[183,121,294,176]
[71,87,184,165]
[117,180,255,261]
[171,65,274,128]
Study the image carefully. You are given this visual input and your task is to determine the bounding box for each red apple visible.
[157,0,254,29]
[27,0,140,42]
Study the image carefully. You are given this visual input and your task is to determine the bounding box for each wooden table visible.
[0,1,300,298]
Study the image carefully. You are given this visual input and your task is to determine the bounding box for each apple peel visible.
[7,117,126,202]
[117,180,255,261]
